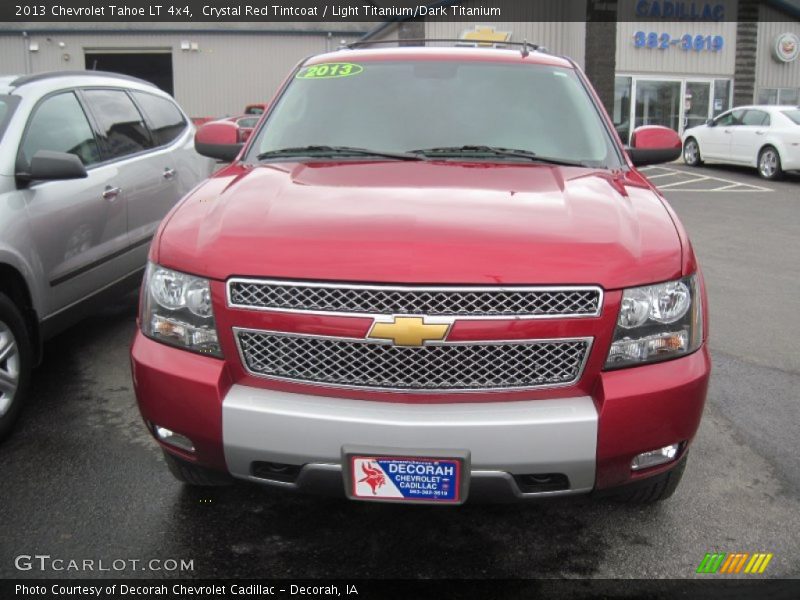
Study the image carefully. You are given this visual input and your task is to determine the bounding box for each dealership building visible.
[0,0,798,141]
[609,0,800,141]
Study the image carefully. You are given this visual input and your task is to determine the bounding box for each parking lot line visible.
[658,176,711,189]
[640,166,773,193]
[660,188,774,192]
[645,170,684,180]
[711,183,747,191]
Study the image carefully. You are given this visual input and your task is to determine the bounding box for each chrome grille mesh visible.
[236,331,590,391]
[228,280,601,317]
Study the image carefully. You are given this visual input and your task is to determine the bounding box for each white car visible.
[682,105,800,180]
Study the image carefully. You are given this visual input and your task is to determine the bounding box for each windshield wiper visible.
[410,145,588,167]
[256,145,425,161]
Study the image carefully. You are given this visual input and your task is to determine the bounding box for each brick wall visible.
[734,0,760,106]
[584,1,618,117]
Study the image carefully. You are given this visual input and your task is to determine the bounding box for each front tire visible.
[0,293,32,443]
[683,138,703,167]
[758,146,783,180]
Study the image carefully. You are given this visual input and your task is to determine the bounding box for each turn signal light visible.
[631,443,680,471]
[154,425,195,453]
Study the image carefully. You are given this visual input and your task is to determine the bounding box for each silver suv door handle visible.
[163,168,176,180]
[755,131,765,135]
[102,186,122,201]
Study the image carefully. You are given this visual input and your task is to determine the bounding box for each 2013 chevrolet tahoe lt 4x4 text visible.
[131,44,710,505]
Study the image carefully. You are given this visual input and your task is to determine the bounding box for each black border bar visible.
[0,1,774,24]
[3,579,800,600]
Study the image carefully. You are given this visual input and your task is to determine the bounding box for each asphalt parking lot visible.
[0,163,798,580]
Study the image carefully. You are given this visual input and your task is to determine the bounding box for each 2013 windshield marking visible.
[297,63,364,79]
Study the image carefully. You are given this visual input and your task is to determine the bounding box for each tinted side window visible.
[0,95,21,145]
[83,89,152,160]
[20,92,101,167]
[715,109,745,127]
[714,112,733,126]
[132,91,187,146]
[743,110,770,126]
[782,109,800,125]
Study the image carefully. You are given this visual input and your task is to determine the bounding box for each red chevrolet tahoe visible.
[131,44,710,505]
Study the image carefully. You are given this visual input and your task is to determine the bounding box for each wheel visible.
[683,138,703,167]
[758,146,783,180]
[0,293,32,443]
[162,449,234,486]
[606,454,688,504]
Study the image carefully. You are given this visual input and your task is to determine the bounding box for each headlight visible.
[605,275,703,369]
[141,263,222,358]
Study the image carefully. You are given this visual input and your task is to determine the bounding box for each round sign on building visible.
[772,32,800,63]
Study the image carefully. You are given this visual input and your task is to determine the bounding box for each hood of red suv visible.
[155,160,681,289]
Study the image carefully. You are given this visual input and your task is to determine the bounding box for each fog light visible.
[631,443,680,471]
[154,425,195,453]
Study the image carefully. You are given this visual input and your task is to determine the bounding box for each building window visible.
[635,80,682,132]
[713,80,731,117]
[614,76,632,143]
[617,76,732,137]
[758,88,800,106]
[685,81,711,131]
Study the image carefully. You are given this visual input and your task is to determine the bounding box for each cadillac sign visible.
[773,32,800,63]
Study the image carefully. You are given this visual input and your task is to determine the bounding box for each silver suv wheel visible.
[683,139,700,166]
[758,147,781,180]
[0,321,20,418]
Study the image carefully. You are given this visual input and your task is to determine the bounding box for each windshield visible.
[0,95,19,143]
[248,60,619,168]
[783,109,800,125]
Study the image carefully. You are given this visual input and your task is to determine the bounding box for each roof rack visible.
[346,38,547,56]
[10,70,155,89]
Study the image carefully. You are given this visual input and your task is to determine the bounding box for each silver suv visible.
[0,71,213,440]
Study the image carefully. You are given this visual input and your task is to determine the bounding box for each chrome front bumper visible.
[222,385,598,499]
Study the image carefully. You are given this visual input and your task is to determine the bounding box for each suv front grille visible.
[235,330,591,392]
[228,280,602,318]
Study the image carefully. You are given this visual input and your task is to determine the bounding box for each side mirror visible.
[244,104,268,116]
[706,118,715,127]
[195,121,243,162]
[17,150,88,183]
[626,125,682,167]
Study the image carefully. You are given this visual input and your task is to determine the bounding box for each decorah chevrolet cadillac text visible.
[131,42,710,504]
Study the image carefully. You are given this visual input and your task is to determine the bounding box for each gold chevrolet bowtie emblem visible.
[461,26,513,46]
[368,317,450,347]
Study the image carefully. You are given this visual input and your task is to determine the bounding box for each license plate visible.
[348,455,464,503]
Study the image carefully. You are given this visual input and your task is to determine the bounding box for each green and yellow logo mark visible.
[297,63,364,80]
[697,552,773,574]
